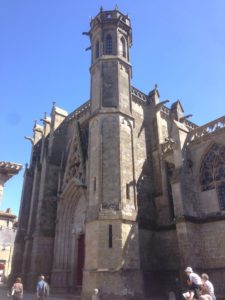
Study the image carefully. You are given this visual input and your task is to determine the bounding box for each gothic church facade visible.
[11,7,225,300]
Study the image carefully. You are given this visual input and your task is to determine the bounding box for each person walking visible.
[36,275,49,300]
[11,277,23,300]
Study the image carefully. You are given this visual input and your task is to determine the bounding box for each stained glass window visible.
[200,143,225,210]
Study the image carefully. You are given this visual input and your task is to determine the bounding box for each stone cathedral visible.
[11,7,225,300]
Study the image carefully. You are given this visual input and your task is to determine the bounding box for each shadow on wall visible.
[134,102,182,298]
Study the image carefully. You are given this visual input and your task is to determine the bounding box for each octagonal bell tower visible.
[83,7,144,300]
[89,6,132,114]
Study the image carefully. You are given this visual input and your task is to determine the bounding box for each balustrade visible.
[187,115,225,144]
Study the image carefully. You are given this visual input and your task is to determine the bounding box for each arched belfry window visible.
[200,143,225,210]
[120,37,126,58]
[105,34,113,54]
[95,40,100,59]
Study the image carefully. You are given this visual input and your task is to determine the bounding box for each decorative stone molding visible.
[67,100,91,122]
[176,212,225,224]
[184,119,198,130]
[187,115,225,145]
[120,116,133,128]
[131,86,147,104]
[160,105,170,116]
[0,161,22,173]
[62,121,85,191]
[160,105,197,130]
[161,139,177,155]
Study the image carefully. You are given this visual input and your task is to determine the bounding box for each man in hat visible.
[183,267,202,300]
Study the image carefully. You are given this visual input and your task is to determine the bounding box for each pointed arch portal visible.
[51,181,87,291]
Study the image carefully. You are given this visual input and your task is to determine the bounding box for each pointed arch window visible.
[120,37,126,58]
[105,34,113,54]
[95,40,100,59]
[200,143,225,210]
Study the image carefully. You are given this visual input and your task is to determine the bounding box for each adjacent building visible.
[0,161,22,281]
[0,209,17,281]
[11,7,225,300]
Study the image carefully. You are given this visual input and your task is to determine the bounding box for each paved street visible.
[0,285,80,300]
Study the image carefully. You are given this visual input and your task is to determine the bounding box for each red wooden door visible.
[77,234,85,286]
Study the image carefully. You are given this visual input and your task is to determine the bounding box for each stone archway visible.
[51,181,87,292]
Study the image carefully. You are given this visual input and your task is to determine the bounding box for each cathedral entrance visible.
[76,234,85,286]
[50,188,87,292]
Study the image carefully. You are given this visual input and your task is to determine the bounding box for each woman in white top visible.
[201,273,216,300]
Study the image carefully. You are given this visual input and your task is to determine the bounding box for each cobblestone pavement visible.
[0,285,80,300]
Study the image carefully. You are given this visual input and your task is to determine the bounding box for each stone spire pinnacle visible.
[52,101,56,109]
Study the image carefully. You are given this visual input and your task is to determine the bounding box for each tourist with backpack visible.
[36,275,49,300]
[11,277,23,300]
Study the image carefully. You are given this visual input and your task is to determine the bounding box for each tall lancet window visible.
[120,37,126,58]
[200,143,225,210]
[105,34,113,54]
[95,40,100,59]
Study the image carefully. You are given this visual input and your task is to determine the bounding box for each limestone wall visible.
[177,220,225,294]
[139,228,180,270]
[102,116,120,209]
[187,132,225,215]
[132,99,156,223]
[200,220,225,269]
[84,220,143,299]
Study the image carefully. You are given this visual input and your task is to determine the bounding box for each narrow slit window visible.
[93,177,97,191]
[95,41,100,59]
[126,183,130,199]
[108,225,112,248]
[105,34,113,54]
[121,37,126,58]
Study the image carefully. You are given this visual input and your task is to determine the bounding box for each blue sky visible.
[1,0,225,215]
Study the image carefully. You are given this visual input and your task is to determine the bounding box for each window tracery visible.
[200,143,225,210]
